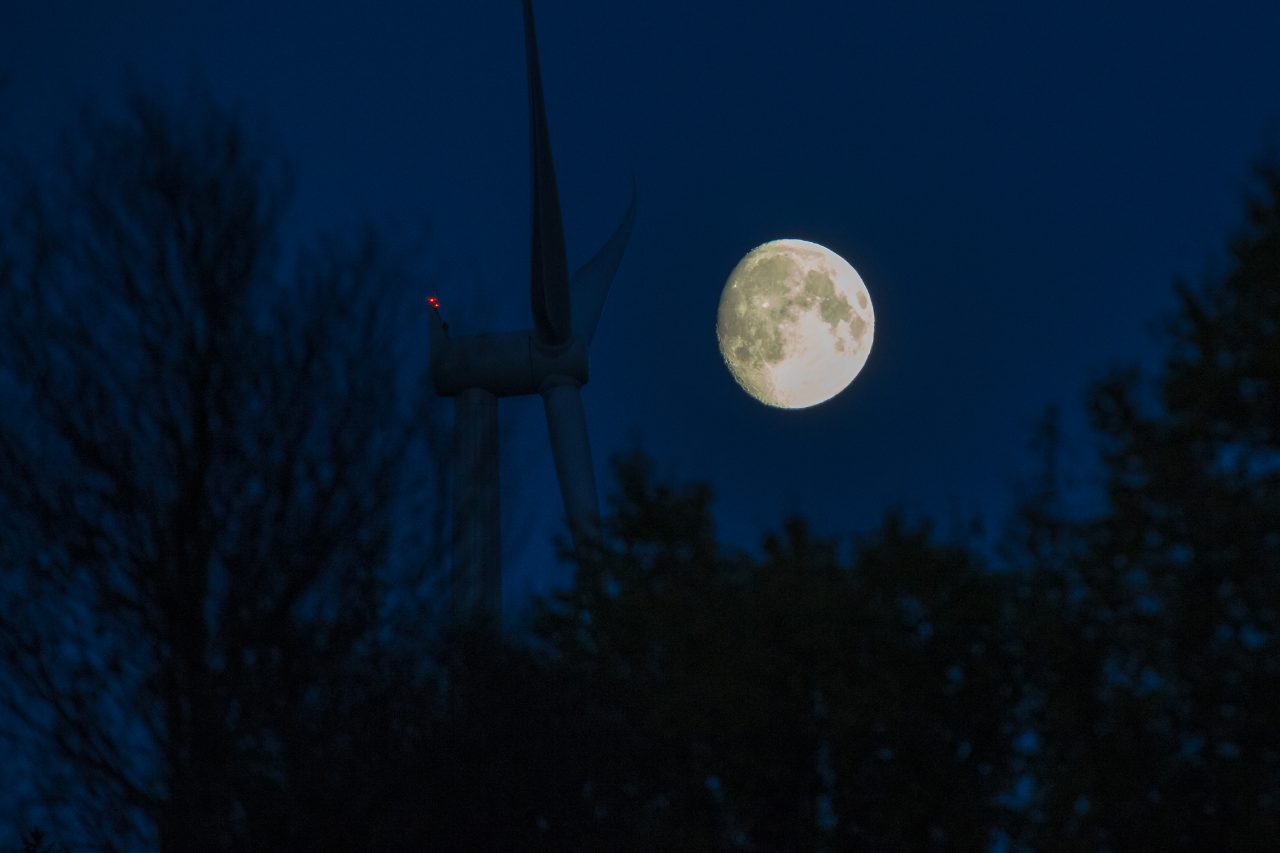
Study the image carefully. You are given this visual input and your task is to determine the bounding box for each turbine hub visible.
[430,330,588,397]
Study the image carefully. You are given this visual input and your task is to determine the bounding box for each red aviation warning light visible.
[426,295,449,341]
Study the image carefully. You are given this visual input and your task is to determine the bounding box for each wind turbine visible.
[427,0,636,628]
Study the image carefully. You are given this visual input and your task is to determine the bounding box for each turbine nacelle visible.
[427,313,589,397]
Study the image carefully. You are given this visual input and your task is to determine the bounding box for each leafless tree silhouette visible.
[0,93,446,850]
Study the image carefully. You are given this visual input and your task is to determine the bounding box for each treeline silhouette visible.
[2,97,1278,851]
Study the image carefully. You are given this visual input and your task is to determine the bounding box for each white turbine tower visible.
[427,0,635,628]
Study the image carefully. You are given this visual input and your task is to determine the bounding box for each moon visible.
[717,239,874,409]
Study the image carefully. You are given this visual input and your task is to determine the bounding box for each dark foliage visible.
[0,94,443,849]
[531,454,1017,850]
[11,829,67,853]
[1004,163,1280,851]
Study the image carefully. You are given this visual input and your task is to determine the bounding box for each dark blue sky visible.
[5,1,1278,616]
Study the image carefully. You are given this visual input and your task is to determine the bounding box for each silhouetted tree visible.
[1011,163,1280,850]
[533,452,1017,850]
[0,94,444,850]
[9,828,67,853]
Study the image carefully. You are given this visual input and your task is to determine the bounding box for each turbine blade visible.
[524,0,572,347]
[541,379,600,558]
[571,175,637,346]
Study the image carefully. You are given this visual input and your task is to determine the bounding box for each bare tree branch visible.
[0,93,444,850]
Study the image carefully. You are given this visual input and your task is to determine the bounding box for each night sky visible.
[6,0,1277,617]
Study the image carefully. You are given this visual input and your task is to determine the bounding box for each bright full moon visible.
[717,239,874,409]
